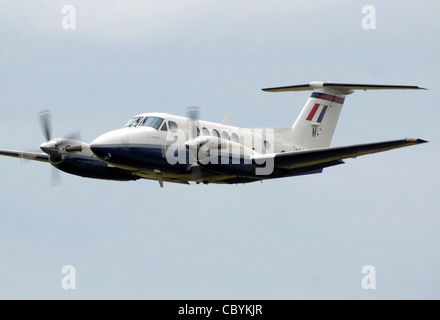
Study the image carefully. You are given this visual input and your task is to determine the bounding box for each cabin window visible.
[222,131,230,140]
[140,117,164,129]
[231,133,239,143]
[212,129,220,138]
[202,127,210,136]
[168,121,178,133]
[125,116,143,127]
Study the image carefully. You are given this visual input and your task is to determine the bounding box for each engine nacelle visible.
[51,155,139,181]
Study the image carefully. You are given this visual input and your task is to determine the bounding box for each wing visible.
[0,149,49,163]
[250,138,428,170]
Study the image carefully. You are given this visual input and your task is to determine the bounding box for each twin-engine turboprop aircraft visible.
[0,82,428,187]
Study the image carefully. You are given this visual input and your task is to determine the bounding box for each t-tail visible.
[262,82,426,150]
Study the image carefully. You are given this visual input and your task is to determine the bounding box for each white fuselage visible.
[90,112,295,183]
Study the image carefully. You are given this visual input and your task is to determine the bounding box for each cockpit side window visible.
[140,117,164,129]
[125,117,143,127]
[160,122,168,131]
[168,121,178,133]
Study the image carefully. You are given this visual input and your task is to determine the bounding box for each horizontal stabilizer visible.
[250,138,428,170]
[262,82,427,94]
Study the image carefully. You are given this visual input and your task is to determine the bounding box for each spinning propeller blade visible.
[38,110,52,141]
[64,130,81,142]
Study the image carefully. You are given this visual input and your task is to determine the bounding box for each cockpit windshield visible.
[140,117,163,129]
[125,116,164,130]
[125,117,143,127]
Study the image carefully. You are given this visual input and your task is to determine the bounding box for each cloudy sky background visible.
[0,0,438,299]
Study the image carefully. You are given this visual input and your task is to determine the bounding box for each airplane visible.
[0,81,428,188]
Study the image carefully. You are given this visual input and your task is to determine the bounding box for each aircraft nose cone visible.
[90,135,108,159]
[91,128,136,163]
[40,140,58,155]
[90,135,105,149]
[90,130,124,160]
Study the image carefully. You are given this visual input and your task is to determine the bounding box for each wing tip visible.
[406,138,429,144]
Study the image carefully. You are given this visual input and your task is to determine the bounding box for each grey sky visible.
[0,0,438,299]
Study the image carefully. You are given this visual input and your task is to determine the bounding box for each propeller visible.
[38,109,52,141]
[185,106,204,181]
[64,130,81,142]
[37,109,82,185]
[51,165,62,186]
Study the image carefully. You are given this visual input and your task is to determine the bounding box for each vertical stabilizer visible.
[290,85,345,149]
